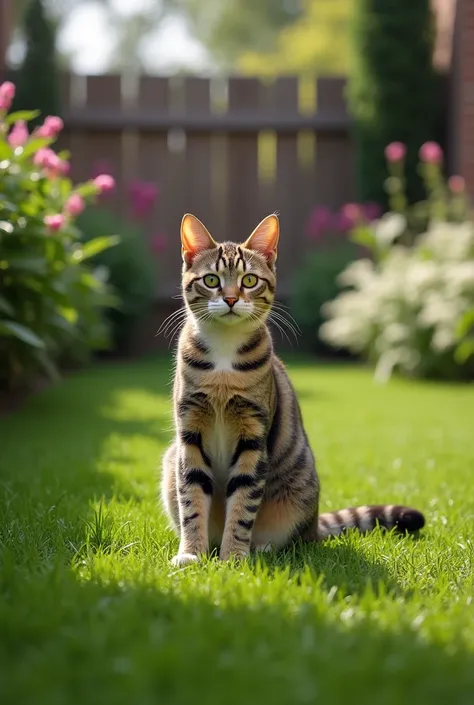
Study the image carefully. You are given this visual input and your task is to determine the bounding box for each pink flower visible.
[419,141,443,164]
[94,174,115,194]
[341,203,361,223]
[33,147,69,178]
[448,175,465,193]
[8,120,28,147]
[151,233,167,254]
[44,214,65,232]
[306,206,333,239]
[336,212,353,232]
[34,147,60,169]
[58,160,70,176]
[128,180,159,219]
[362,201,383,222]
[0,81,15,111]
[385,142,406,162]
[36,115,64,138]
[65,194,85,217]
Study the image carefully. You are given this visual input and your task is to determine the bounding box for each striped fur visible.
[161,214,425,566]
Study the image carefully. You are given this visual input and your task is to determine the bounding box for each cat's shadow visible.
[245,534,413,598]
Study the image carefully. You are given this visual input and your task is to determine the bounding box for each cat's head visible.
[180,213,279,328]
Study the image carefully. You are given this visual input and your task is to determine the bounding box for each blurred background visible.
[1,0,473,387]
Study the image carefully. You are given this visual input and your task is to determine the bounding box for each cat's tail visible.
[317,504,425,540]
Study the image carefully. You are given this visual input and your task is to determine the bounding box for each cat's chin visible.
[215,313,248,327]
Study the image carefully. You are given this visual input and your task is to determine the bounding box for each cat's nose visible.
[224,296,238,308]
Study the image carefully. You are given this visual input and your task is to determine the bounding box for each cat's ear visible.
[243,214,279,264]
[180,213,217,266]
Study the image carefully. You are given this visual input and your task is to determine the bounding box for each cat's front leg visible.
[172,429,213,567]
[220,398,268,560]
[220,450,267,561]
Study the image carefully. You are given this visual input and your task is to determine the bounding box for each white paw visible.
[171,552,199,567]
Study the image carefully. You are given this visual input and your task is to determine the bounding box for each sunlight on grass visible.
[1,356,473,704]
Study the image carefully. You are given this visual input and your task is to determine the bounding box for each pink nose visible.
[224,297,238,308]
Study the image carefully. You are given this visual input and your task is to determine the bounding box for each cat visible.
[161,213,425,565]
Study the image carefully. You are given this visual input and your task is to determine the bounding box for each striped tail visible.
[317,504,425,540]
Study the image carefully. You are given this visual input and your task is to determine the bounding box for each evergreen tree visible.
[14,0,61,127]
[348,0,440,206]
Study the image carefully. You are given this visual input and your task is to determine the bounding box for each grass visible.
[1,355,473,705]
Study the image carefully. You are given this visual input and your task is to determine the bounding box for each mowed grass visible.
[1,356,474,705]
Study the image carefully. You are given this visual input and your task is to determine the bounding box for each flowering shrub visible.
[320,143,474,381]
[0,81,118,388]
[77,205,160,354]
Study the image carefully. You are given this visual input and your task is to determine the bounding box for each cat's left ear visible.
[243,214,279,265]
[181,213,217,266]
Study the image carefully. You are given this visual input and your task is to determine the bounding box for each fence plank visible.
[227,78,261,243]
[273,77,304,296]
[183,78,214,235]
[137,77,185,297]
[71,76,124,214]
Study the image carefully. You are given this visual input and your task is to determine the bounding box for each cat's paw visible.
[171,552,199,567]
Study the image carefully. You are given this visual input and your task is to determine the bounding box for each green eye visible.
[203,273,220,288]
[241,273,258,288]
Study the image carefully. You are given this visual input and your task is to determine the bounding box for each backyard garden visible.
[1,0,474,702]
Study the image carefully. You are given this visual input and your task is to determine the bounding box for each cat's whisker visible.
[267,304,302,334]
[267,315,293,346]
[156,307,188,336]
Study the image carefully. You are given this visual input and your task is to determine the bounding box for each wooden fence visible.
[58,74,354,301]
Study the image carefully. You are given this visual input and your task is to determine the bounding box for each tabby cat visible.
[161,213,425,565]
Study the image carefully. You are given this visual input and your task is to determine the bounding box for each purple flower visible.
[306,206,334,239]
[128,180,159,220]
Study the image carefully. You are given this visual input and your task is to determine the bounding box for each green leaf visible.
[32,349,60,381]
[73,236,120,263]
[57,306,78,324]
[350,225,377,251]
[0,294,14,316]
[17,137,54,160]
[4,110,41,125]
[0,320,45,348]
[454,339,474,364]
[6,256,47,274]
[74,182,100,198]
[456,309,474,338]
[0,141,12,160]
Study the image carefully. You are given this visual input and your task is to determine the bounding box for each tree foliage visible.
[238,0,352,76]
[13,0,61,125]
[348,0,440,206]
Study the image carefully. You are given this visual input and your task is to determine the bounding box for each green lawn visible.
[1,356,473,705]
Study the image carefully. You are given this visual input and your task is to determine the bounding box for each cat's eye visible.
[203,273,220,288]
[241,273,258,288]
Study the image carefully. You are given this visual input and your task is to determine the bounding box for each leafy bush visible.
[77,207,158,354]
[291,203,379,353]
[0,80,118,389]
[291,244,358,354]
[349,0,440,207]
[321,144,474,381]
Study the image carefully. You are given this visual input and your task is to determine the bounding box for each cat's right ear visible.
[181,213,217,266]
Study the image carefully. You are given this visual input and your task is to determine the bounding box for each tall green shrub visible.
[348,0,439,207]
[13,0,61,126]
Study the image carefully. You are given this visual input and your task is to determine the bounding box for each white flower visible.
[432,328,455,352]
[375,214,406,245]
[337,259,375,289]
